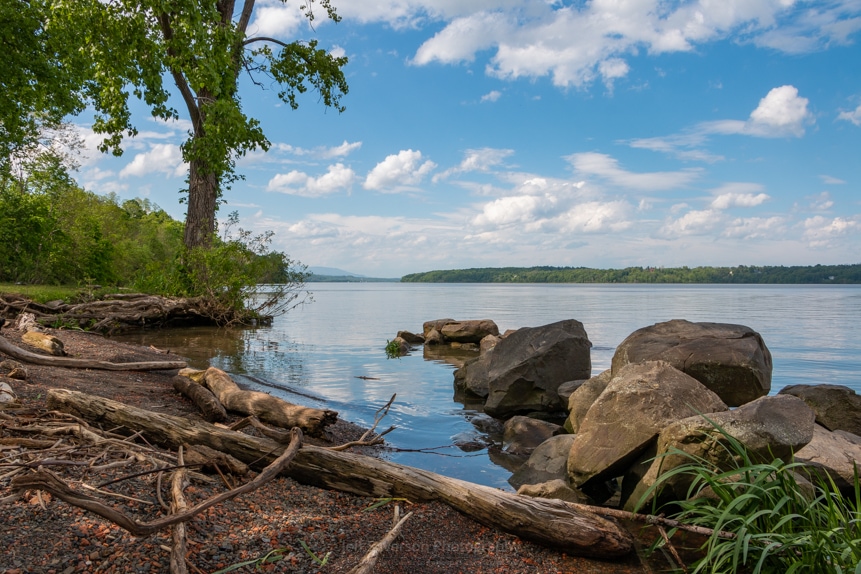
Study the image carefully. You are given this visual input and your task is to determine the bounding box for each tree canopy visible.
[3,0,348,247]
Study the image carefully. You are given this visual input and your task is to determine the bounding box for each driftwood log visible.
[0,333,187,371]
[200,367,337,436]
[171,376,228,423]
[46,388,634,558]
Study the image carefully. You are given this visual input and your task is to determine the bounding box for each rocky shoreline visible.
[0,322,666,573]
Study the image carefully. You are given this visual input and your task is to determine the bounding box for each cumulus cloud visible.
[248,2,305,38]
[838,103,861,126]
[364,149,437,191]
[702,85,813,138]
[710,183,770,209]
[567,152,700,191]
[119,144,186,178]
[803,216,859,248]
[659,209,722,237]
[267,163,356,197]
[405,1,860,90]
[722,216,786,239]
[807,191,834,211]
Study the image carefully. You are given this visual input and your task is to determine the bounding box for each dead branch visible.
[10,427,303,537]
[171,446,189,574]
[568,502,737,540]
[0,333,186,371]
[171,376,227,422]
[349,509,414,574]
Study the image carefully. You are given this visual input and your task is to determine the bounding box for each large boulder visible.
[611,319,772,406]
[509,434,577,489]
[564,369,613,434]
[622,394,815,510]
[502,416,564,456]
[778,384,861,436]
[794,425,861,492]
[455,319,592,418]
[567,361,727,490]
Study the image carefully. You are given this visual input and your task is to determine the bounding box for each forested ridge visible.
[401,264,861,284]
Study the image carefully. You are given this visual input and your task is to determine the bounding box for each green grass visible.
[0,283,116,304]
[643,421,861,573]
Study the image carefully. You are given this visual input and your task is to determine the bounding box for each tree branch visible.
[156,13,202,134]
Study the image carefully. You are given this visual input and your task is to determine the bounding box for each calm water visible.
[113,283,861,489]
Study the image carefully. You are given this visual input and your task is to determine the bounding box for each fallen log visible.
[46,388,634,558]
[171,376,227,423]
[0,334,186,371]
[201,367,337,436]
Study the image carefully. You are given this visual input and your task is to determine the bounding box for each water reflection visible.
[111,283,861,489]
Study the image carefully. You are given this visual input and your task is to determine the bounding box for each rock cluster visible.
[392,317,861,511]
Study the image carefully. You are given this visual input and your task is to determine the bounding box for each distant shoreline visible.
[400,263,861,284]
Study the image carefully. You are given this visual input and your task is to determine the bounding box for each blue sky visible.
[72,0,861,278]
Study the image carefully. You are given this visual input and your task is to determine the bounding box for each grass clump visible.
[646,423,861,573]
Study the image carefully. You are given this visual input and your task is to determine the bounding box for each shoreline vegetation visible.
[400,263,861,284]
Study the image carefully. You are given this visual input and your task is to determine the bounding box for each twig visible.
[327,394,397,452]
[658,525,688,573]
[568,502,737,540]
[349,509,414,574]
[80,482,155,505]
[10,428,304,537]
[170,446,189,574]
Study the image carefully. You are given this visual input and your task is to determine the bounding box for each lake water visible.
[113,283,861,490]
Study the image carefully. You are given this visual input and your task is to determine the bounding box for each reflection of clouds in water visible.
[112,283,861,489]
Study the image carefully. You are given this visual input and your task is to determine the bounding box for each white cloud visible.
[567,152,700,191]
[807,191,834,211]
[710,183,770,209]
[702,85,813,138]
[481,90,502,103]
[248,2,305,38]
[406,2,861,89]
[722,216,786,239]
[838,103,861,126]
[434,147,514,181]
[267,163,356,197]
[119,144,186,178]
[660,209,722,237]
[273,140,362,159]
[364,149,437,191]
[559,200,633,233]
[802,215,859,248]
[820,175,846,185]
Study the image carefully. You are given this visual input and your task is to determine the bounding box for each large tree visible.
[45,0,348,248]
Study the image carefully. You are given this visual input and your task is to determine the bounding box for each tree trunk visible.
[183,158,218,249]
[46,388,635,559]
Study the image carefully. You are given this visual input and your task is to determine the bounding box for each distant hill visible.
[307,266,364,277]
[400,264,861,284]
[307,266,399,283]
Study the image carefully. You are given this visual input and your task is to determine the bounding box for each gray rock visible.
[502,416,564,456]
[778,384,861,436]
[397,330,425,345]
[623,394,815,510]
[457,319,592,418]
[517,479,592,504]
[558,379,588,406]
[509,434,577,489]
[564,369,613,434]
[611,319,772,406]
[795,424,861,492]
[567,361,727,489]
[441,320,500,343]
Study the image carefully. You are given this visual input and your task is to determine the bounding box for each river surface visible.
[113,283,861,489]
